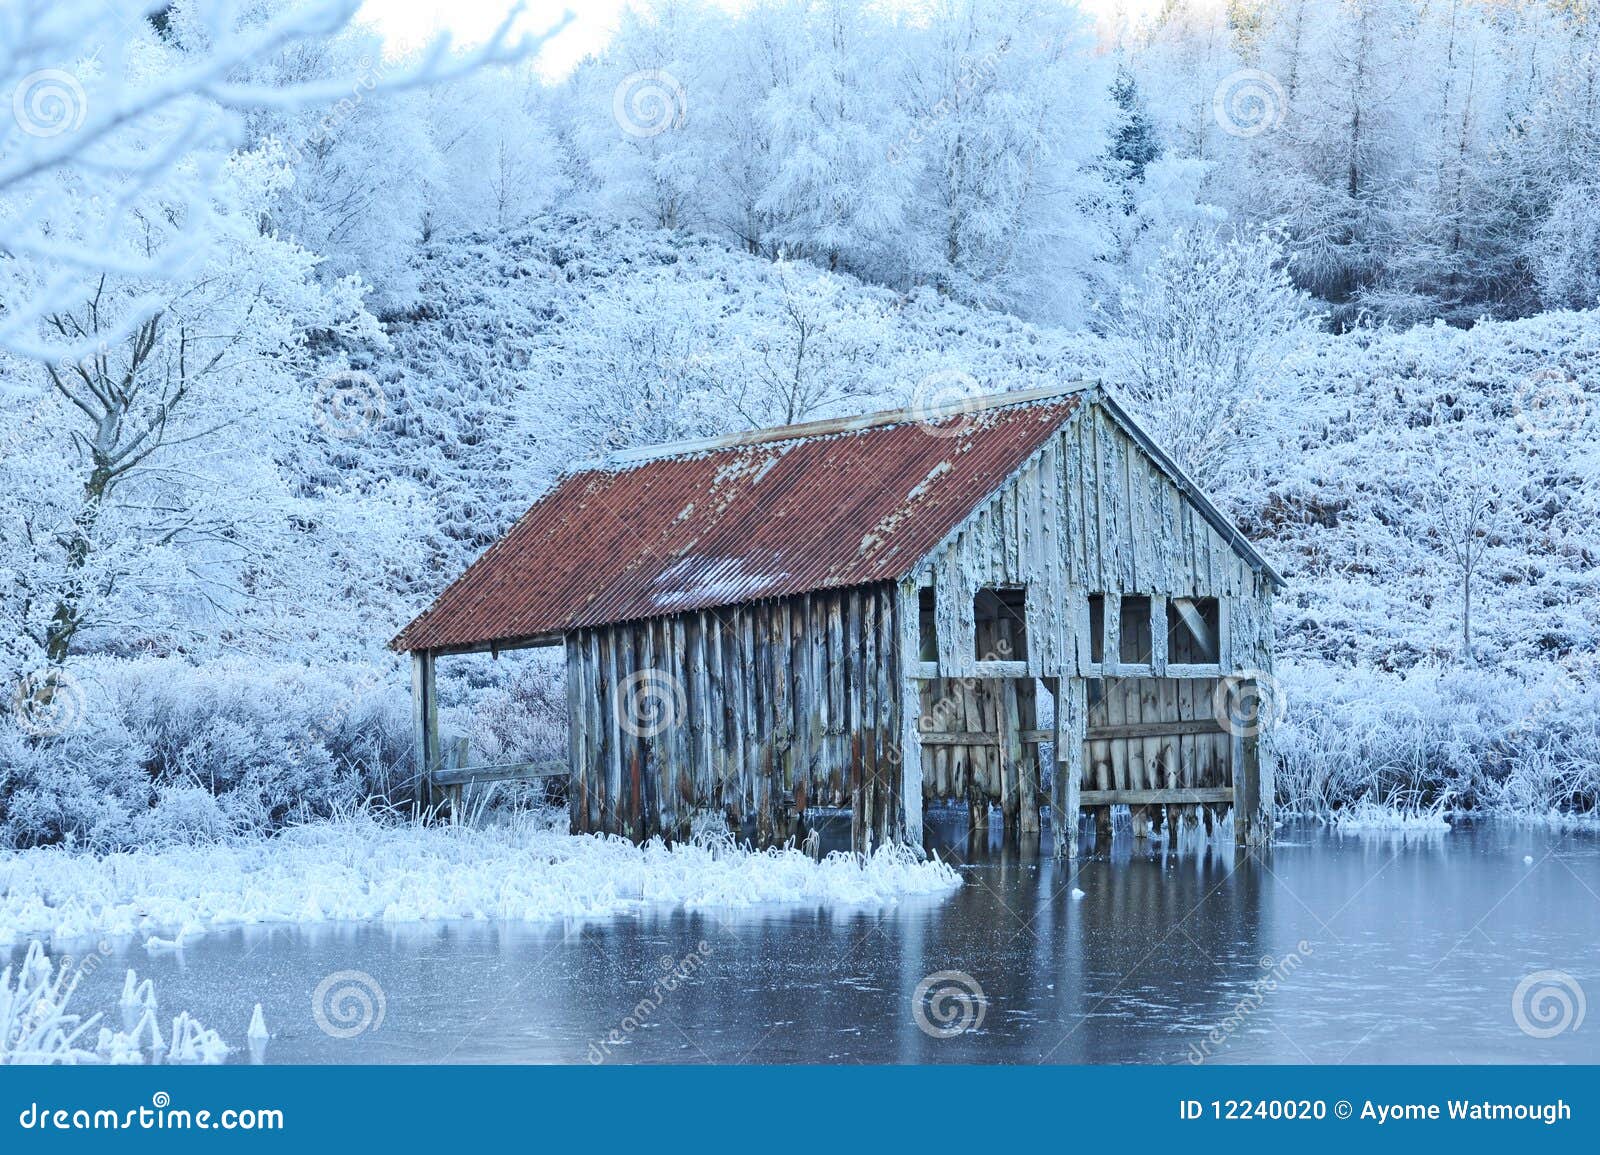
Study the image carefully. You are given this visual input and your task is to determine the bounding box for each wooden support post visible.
[1235,725,1267,848]
[1051,677,1085,859]
[1000,676,1024,834]
[410,649,441,816]
[447,736,468,824]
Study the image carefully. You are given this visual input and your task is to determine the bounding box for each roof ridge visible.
[576,380,1095,472]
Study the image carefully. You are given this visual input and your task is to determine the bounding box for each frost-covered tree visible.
[723,262,887,427]
[1421,455,1506,664]
[1,145,377,671]
[894,0,1116,317]
[1101,228,1316,493]
[757,0,909,276]
[0,0,540,361]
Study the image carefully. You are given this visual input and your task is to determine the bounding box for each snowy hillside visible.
[2,0,1597,850]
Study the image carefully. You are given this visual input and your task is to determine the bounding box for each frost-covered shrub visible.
[0,654,576,849]
[0,658,416,849]
[1275,660,1600,817]
[0,715,151,850]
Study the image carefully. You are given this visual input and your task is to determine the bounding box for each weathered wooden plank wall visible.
[915,404,1277,840]
[924,410,1263,679]
[565,584,904,851]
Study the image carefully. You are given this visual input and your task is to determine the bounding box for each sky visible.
[356,0,1164,77]
[355,0,730,78]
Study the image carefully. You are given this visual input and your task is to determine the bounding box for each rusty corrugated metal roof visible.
[390,390,1085,653]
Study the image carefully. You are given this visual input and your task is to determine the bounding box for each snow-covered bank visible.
[0,815,962,947]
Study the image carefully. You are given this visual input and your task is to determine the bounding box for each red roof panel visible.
[391,394,1082,652]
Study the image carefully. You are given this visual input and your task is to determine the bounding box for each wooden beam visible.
[420,634,563,658]
[430,760,568,788]
[1077,787,1233,806]
[972,660,1028,678]
[919,728,1053,745]
[1085,719,1225,741]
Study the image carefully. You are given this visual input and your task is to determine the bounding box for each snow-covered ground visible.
[0,814,962,948]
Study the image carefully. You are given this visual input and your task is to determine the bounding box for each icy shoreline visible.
[0,814,962,948]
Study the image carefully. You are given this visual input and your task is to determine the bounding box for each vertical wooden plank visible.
[858,588,878,849]
[844,589,865,852]
[708,608,728,821]
[688,614,711,821]
[1103,593,1121,678]
[752,601,771,838]
[410,649,439,814]
[602,628,625,838]
[1108,673,1128,793]
[1053,677,1086,858]
[879,585,906,844]
[827,592,846,807]
[810,594,829,803]
[790,597,811,809]
[1218,595,1234,671]
[564,636,584,833]
[935,551,971,674]
[1150,594,1169,677]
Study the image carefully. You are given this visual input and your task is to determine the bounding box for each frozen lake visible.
[15,820,1598,1064]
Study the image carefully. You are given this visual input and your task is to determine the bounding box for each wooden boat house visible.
[391,383,1283,856]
